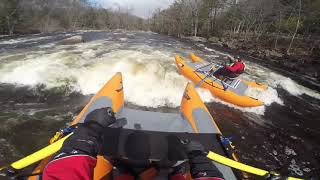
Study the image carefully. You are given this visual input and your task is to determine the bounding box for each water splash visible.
[1,33,319,113]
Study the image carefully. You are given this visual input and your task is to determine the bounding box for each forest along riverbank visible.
[149,0,320,92]
[0,31,319,179]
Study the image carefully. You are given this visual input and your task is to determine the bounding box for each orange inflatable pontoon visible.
[175,53,267,107]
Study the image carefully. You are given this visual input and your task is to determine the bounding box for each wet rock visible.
[248,49,256,55]
[209,36,219,43]
[222,41,236,49]
[272,150,278,156]
[59,35,84,45]
[303,168,311,172]
[289,159,304,176]
[285,146,297,156]
[184,36,207,42]
[204,47,215,52]
[270,133,276,139]
[222,43,228,48]
[265,49,283,58]
[196,44,205,47]
[283,61,299,71]
[290,135,298,140]
[210,41,223,47]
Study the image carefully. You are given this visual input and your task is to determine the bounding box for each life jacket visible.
[225,61,245,77]
[235,62,245,75]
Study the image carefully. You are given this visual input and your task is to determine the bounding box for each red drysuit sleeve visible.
[43,155,96,180]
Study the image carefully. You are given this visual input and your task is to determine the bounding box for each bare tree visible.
[287,0,302,54]
[0,0,19,35]
[274,10,282,49]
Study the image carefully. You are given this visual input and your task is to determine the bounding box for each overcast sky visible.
[92,0,174,18]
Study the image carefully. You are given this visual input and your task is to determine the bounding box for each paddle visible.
[0,118,127,177]
[206,151,303,180]
[179,137,302,180]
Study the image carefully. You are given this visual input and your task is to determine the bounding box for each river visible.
[0,31,319,179]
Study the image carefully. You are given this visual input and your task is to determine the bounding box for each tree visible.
[0,0,148,35]
[0,0,19,35]
[287,0,302,54]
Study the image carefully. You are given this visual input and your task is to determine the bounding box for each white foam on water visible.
[0,35,51,45]
[0,43,266,112]
[39,43,56,49]
[82,49,97,58]
[202,46,233,57]
[1,35,319,112]
[203,47,230,58]
[237,61,320,108]
[204,54,219,58]
[74,50,190,108]
[245,87,284,106]
[126,33,136,36]
[146,31,158,35]
[267,73,320,99]
[204,47,215,52]
[240,58,320,101]
[197,87,266,115]
[0,43,191,108]
[0,51,81,87]
[76,30,103,33]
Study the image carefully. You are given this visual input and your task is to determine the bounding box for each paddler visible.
[42,107,225,180]
[212,55,246,80]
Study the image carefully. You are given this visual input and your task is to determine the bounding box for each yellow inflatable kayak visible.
[175,53,267,107]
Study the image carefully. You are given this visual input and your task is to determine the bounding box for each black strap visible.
[15,172,42,180]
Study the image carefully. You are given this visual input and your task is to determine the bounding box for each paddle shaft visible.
[0,118,128,174]
[195,66,221,88]
[207,151,303,180]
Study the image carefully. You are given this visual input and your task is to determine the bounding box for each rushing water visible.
[0,31,319,179]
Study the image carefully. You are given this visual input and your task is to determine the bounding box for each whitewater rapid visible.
[0,31,319,115]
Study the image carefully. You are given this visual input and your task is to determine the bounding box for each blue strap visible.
[221,137,233,146]
[61,127,76,135]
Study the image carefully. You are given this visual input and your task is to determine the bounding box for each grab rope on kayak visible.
[50,126,76,144]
